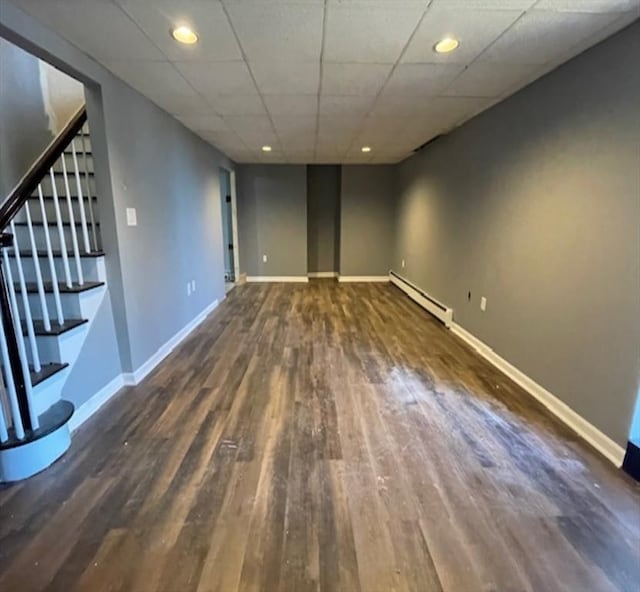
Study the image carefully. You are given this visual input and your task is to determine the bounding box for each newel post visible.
[0,232,32,432]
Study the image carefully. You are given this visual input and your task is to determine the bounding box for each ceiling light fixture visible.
[434,37,459,54]
[361,146,372,153]
[262,145,272,152]
[172,25,198,45]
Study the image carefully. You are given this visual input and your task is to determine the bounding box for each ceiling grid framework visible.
[11,0,640,164]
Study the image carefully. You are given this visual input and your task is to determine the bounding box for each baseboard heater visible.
[389,271,453,328]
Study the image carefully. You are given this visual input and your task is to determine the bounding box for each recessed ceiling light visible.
[262,145,272,152]
[434,37,459,54]
[361,146,372,153]
[172,26,198,45]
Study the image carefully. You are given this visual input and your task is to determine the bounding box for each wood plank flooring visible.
[1,281,638,592]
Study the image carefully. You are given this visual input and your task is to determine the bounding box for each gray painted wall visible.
[307,165,340,274]
[0,36,53,197]
[341,165,396,277]
[1,2,235,404]
[237,164,307,277]
[393,22,640,447]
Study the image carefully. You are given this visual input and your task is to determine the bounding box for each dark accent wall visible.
[307,165,340,274]
[340,165,396,277]
[393,21,640,447]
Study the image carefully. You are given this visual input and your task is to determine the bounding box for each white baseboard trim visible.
[69,374,125,432]
[69,299,222,430]
[450,323,626,467]
[246,276,309,283]
[123,298,220,386]
[338,275,389,283]
[308,271,338,278]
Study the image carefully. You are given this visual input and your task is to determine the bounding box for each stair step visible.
[15,280,105,294]
[8,250,105,259]
[13,221,100,228]
[24,318,88,336]
[64,149,92,156]
[30,362,69,387]
[28,195,97,201]
[0,399,74,451]
[51,171,94,178]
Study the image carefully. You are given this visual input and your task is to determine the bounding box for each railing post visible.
[0,232,32,433]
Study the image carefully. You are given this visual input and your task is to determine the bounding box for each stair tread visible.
[30,362,69,386]
[28,195,97,200]
[51,171,94,177]
[0,400,74,451]
[16,280,105,294]
[8,250,105,259]
[13,221,100,227]
[24,318,88,336]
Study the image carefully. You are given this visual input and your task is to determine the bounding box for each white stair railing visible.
[0,106,98,443]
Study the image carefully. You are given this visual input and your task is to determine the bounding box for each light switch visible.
[263,254,268,263]
[126,207,137,226]
[401,259,405,268]
[480,297,487,312]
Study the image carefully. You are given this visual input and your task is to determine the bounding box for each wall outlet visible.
[126,207,137,226]
[480,296,487,312]
[187,283,191,296]
[262,254,268,263]
[401,259,405,268]
[192,280,196,292]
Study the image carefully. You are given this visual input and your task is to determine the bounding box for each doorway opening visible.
[219,167,239,293]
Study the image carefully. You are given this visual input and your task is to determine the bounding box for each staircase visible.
[0,106,105,482]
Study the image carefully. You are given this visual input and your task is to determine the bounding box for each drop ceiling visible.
[10,0,640,164]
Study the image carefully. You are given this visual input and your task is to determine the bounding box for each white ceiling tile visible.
[250,62,320,94]
[175,114,228,131]
[429,0,536,8]
[480,10,621,63]
[319,95,376,119]
[444,62,539,97]
[381,63,465,96]
[173,61,258,95]
[224,3,324,62]
[533,0,640,13]
[116,0,242,61]
[105,60,189,96]
[368,93,431,118]
[12,0,165,61]
[324,4,425,63]
[208,94,267,116]
[402,7,523,64]
[224,115,275,135]
[321,63,392,95]
[271,115,318,132]
[263,95,318,117]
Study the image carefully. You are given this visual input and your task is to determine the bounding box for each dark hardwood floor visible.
[1,281,638,592]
